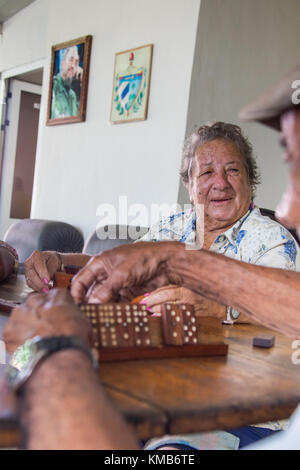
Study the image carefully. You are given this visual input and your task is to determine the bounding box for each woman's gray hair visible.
[180,121,261,194]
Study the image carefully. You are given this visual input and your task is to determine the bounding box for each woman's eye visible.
[228,168,239,173]
[201,171,212,176]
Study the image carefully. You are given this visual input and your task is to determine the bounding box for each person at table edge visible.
[0,241,18,282]
[24,122,299,324]
[3,62,300,450]
[136,120,299,320]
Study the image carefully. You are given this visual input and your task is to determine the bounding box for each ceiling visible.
[16,69,43,85]
[0,0,36,23]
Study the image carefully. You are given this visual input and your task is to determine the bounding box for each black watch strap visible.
[7,335,98,393]
[37,335,95,362]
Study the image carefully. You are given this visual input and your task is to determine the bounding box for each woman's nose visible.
[212,171,230,190]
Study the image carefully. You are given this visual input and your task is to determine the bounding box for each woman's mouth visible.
[210,198,232,205]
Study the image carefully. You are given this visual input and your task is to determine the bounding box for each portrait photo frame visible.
[46,35,92,126]
[110,44,153,124]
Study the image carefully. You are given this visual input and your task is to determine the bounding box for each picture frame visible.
[110,44,153,124]
[46,35,92,126]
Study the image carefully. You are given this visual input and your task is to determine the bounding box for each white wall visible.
[0,0,201,241]
[179,0,300,212]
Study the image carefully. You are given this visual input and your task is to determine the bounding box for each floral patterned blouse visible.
[139,206,299,270]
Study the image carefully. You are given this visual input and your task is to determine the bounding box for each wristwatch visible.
[7,335,98,393]
[222,306,240,325]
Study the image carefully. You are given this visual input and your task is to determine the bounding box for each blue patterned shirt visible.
[139,206,299,270]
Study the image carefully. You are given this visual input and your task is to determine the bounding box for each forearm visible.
[19,350,139,450]
[168,246,300,337]
[60,253,91,268]
[0,248,15,281]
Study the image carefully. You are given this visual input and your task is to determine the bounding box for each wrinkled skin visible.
[276,109,300,234]
[3,288,91,354]
[189,138,252,230]
[71,111,300,309]
[71,241,182,304]
[24,250,61,292]
[141,284,225,318]
[140,138,253,315]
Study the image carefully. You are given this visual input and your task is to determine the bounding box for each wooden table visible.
[0,275,300,447]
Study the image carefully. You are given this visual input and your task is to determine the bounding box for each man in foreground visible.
[3,63,300,449]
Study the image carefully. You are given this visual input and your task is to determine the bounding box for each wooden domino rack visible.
[53,270,228,362]
[80,302,228,362]
[0,270,228,363]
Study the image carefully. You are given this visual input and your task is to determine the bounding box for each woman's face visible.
[188,138,252,227]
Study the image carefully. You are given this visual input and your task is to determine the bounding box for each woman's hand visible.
[142,284,226,318]
[24,251,62,292]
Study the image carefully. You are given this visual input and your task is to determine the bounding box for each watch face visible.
[231,308,240,320]
[11,340,35,371]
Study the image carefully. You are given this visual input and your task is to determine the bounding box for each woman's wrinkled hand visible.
[142,284,226,318]
[24,250,62,292]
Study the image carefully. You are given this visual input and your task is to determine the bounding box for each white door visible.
[0,79,42,239]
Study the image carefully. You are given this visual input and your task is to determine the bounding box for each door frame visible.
[0,60,45,237]
[0,59,45,176]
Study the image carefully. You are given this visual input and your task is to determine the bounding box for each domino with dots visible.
[131,304,152,347]
[161,303,198,346]
[80,303,152,348]
[182,304,198,345]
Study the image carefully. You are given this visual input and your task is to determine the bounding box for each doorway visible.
[0,67,43,239]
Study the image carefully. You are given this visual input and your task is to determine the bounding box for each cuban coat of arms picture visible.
[110,44,153,124]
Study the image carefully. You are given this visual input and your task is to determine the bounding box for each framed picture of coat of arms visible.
[110,44,153,124]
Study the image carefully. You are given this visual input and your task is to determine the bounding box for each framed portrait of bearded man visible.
[46,35,92,125]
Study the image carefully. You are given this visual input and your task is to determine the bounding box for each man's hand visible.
[71,241,183,304]
[75,65,83,82]
[143,284,226,318]
[24,251,62,292]
[3,288,91,354]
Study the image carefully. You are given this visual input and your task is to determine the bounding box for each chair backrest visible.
[4,219,84,264]
[83,224,149,255]
[259,208,300,246]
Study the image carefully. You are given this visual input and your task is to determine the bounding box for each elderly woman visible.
[137,121,299,321]
[133,121,299,449]
[25,121,298,312]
